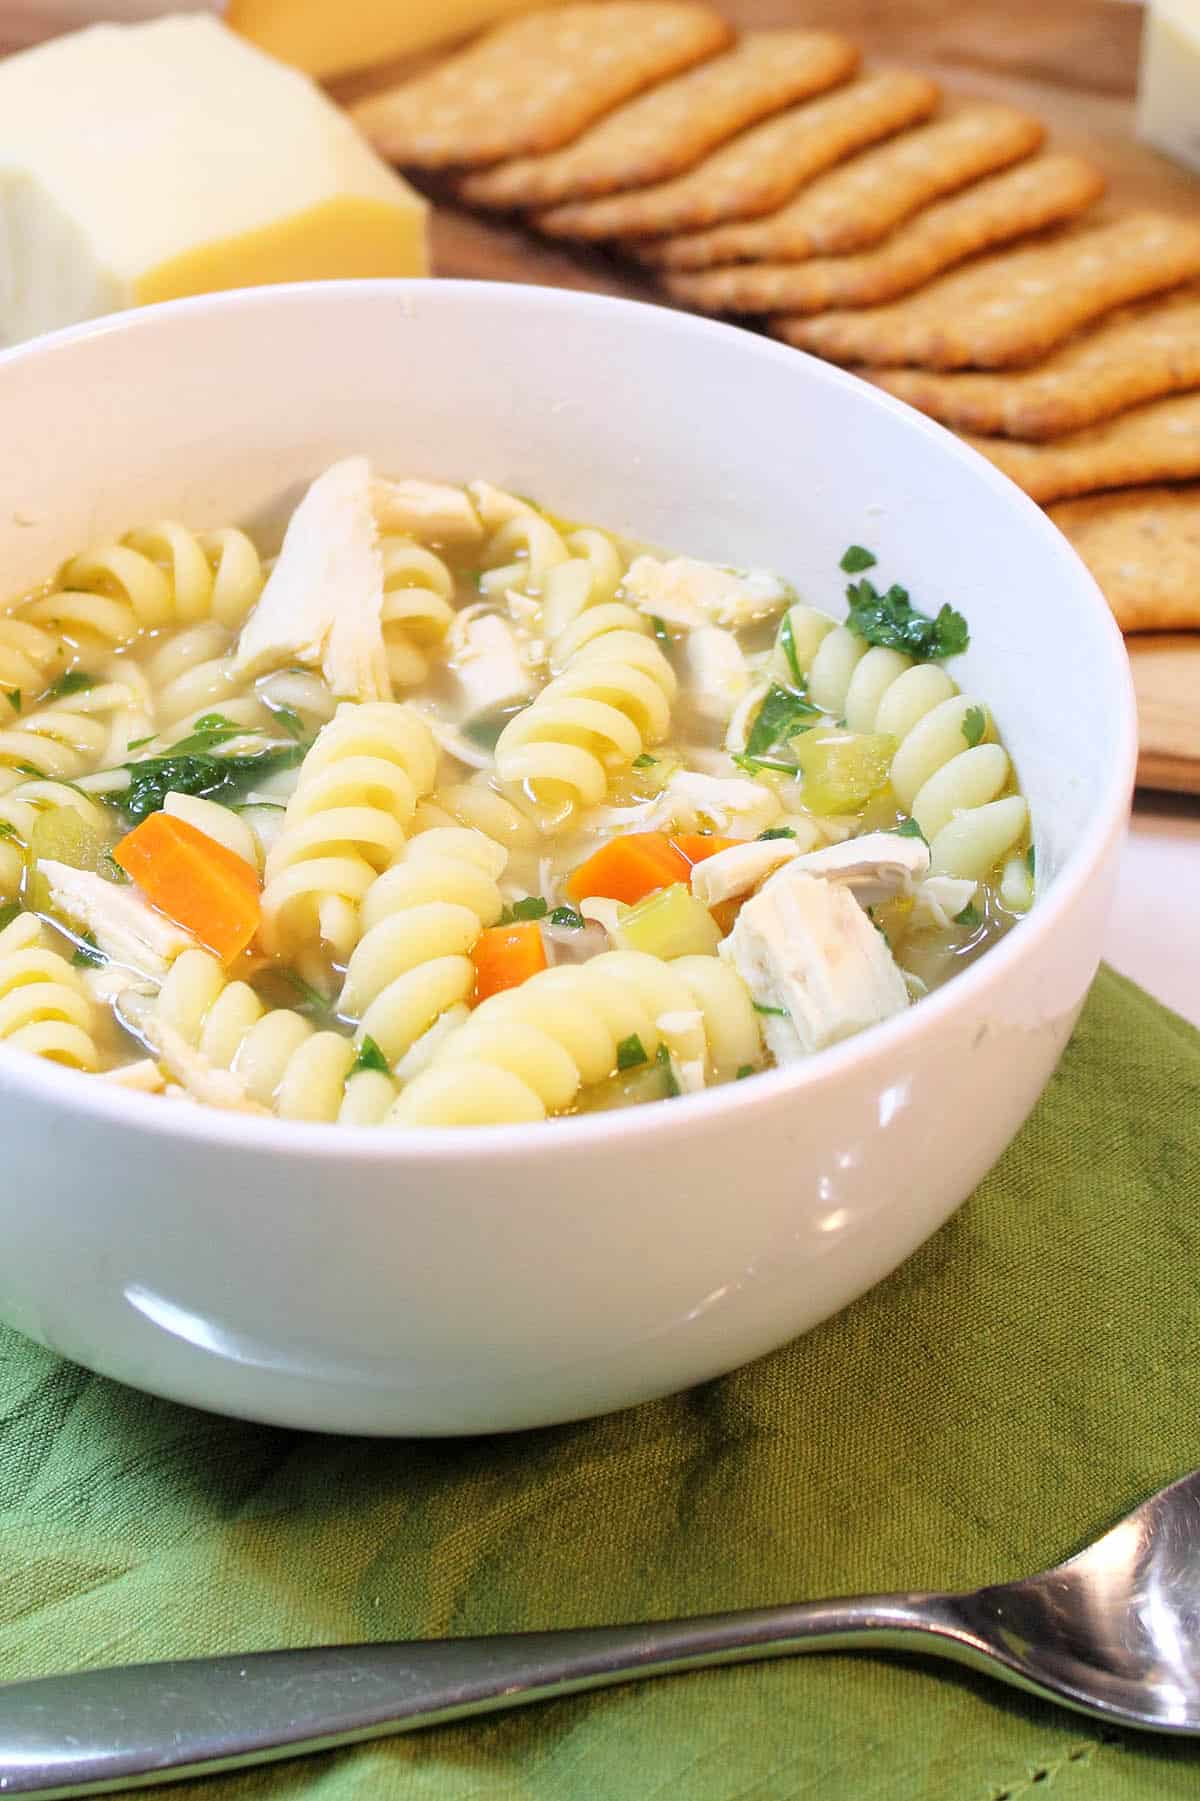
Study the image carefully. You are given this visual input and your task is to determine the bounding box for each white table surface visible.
[1106,794,1200,1030]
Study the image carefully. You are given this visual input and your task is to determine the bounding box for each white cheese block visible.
[0,14,428,346]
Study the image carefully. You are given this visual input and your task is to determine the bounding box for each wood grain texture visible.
[1128,636,1200,793]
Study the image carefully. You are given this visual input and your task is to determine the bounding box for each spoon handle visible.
[0,1597,955,1796]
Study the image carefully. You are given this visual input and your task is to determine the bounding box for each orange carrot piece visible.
[709,897,742,936]
[472,920,548,1003]
[565,833,692,906]
[669,833,743,866]
[113,813,261,963]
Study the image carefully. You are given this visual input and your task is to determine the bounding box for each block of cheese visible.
[0,14,428,346]
[228,0,543,80]
[1137,0,1200,176]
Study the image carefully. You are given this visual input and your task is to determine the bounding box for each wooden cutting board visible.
[340,0,1200,793]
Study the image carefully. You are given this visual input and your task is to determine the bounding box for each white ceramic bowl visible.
[0,281,1135,1435]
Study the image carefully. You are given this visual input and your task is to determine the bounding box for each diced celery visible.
[574,1061,671,1114]
[792,729,896,815]
[24,806,112,912]
[617,882,722,959]
[604,752,680,807]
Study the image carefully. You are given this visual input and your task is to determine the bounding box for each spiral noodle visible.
[340,826,507,1063]
[389,949,761,1126]
[794,610,1028,881]
[0,779,109,895]
[415,781,540,851]
[259,701,439,959]
[0,676,154,796]
[0,911,102,1069]
[154,948,396,1123]
[18,523,264,650]
[0,615,70,697]
[380,537,456,688]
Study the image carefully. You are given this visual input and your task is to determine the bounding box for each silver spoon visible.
[3,1467,1198,1797]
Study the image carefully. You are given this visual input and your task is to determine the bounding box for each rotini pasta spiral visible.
[259,701,439,959]
[0,676,152,795]
[153,948,396,1122]
[379,537,456,688]
[389,949,761,1126]
[339,826,507,1063]
[0,911,102,1069]
[0,615,71,697]
[415,781,540,852]
[18,523,264,649]
[495,623,676,817]
[0,778,109,897]
[792,610,1028,880]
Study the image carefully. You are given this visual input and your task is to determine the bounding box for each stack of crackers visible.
[353,1,1200,635]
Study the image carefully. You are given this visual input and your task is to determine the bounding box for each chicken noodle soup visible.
[0,464,1031,1124]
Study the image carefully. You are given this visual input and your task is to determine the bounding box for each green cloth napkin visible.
[4,964,1200,1800]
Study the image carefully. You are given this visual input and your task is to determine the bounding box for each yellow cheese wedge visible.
[228,0,543,80]
[0,14,428,346]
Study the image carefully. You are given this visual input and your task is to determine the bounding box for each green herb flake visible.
[166,713,250,757]
[352,1034,390,1076]
[0,901,21,932]
[655,1041,681,1098]
[45,669,96,699]
[961,705,986,748]
[778,611,803,686]
[745,683,819,759]
[548,905,584,928]
[119,741,306,824]
[650,615,671,650]
[954,901,983,929]
[753,1001,789,1018]
[839,544,877,574]
[101,850,131,885]
[271,704,307,742]
[71,931,105,969]
[846,576,969,662]
[892,816,929,845]
[0,822,15,841]
[733,751,799,777]
[126,735,155,752]
[736,1064,755,1080]
[6,690,19,712]
[1026,845,1036,877]
[14,763,42,779]
[758,826,796,841]
[280,968,337,1023]
[616,1033,647,1072]
[505,896,548,922]
[632,753,656,770]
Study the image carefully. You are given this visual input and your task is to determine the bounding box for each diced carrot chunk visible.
[564,833,692,907]
[669,833,743,866]
[113,812,261,963]
[472,920,548,1003]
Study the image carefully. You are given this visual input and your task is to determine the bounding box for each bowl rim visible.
[0,278,1138,1160]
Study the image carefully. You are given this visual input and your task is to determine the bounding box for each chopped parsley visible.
[632,753,657,770]
[1026,845,1036,877]
[845,576,969,662]
[961,705,986,748]
[166,713,251,756]
[13,763,43,779]
[126,735,155,752]
[655,1041,681,1098]
[44,669,95,699]
[733,751,799,777]
[119,742,306,824]
[735,1064,755,1080]
[778,611,803,686]
[0,901,21,931]
[758,826,796,841]
[954,901,983,930]
[839,544,877,574]
[0,821,15,840]
[548,905,584,928]
[501,895,548,924]
[270,703,307,742]
[71,931,105,969]
[891,816,929,845]
[650,615,671,650]
[752,1001,789,1018]
[101,850,131,885]
[6,690,19,712]
[616,1033,647,1071]
[279,968,337,1024]
[745,683,819,759]
[352,1035,390,1076]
